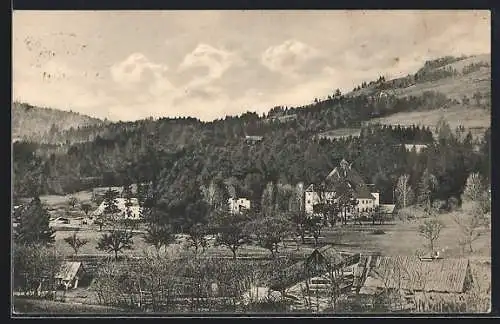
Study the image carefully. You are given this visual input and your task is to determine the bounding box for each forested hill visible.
[12,102,107,143]
[13,54,491,224]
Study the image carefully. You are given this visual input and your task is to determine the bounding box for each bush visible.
[372,229,385,235]
[396,208,416,221]
[447,197,460,212]
[432,200,447,213]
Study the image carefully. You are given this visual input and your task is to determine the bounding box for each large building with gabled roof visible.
[305,159,380,218]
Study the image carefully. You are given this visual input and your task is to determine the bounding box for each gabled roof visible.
[310,159,376,200]
[56,262,83,282]
[306,245,345,268]
[361,256,471,294]
[269,246,359,291]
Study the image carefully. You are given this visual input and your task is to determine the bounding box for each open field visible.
[367,105,490,139]
[321,208,490,258]
[317,128,361,140]
[394,68,490,101]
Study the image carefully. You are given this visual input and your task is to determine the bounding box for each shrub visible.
[372,229,385,235]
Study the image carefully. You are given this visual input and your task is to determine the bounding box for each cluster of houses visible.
[227,159,395,223]
[258,245,474,312]
[43,158,395,227]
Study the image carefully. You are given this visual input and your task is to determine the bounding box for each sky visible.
[12,10,491,121]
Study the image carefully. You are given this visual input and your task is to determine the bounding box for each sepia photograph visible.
[11,10,491,315]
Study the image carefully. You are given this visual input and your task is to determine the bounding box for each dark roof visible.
[306,245,345,268]
[361,256,471,294]
[322,159,376,199]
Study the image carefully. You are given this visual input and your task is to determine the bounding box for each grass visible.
[317,128,361,140]
[319,208,490,259]
[367,104,490,139]
[12,296,130,315]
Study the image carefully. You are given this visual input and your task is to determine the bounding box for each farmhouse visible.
[55,261,87,290]
[92,198,141,220]
[228,197,251,215]
[305,159,380,219]
[357,255,473,312]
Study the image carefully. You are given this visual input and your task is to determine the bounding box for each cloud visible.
[110,53,169,85]
[178,43,244,88]
[261,39,321,76]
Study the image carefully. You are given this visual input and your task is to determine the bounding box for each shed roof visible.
[361,256,470,294]
[379,204,396,214]
[55,262,83,282]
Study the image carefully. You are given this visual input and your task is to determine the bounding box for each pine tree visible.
[14,196,55,246]
[103,187,120,220]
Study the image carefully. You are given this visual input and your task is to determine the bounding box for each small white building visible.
[403,144,428,153]
[228,197,251,215]
[92,198,141,220]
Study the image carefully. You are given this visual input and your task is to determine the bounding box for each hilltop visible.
[318,53,490,140]
[11,102,107,143]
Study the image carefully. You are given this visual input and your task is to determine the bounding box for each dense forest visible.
[12,55,491,232]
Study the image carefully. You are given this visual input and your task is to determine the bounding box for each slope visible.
[12,102,107,143]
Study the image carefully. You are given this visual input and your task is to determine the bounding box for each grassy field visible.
[317,128,361,140]
[367,104,490,139]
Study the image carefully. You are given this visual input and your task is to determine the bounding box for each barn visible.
[358,256,473,312]
[55,262,87,290]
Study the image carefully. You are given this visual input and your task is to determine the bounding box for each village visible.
[11,10,491,316]
[12,158,491,314]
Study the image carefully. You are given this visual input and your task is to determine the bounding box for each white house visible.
[403,144,428,153]
[228,197,251,215]
[92,198,141,220]
[305,159,380,219]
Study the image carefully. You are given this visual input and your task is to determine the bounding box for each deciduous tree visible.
[63,231,89,256]
[97,229,134,260]
[418,217,444,255]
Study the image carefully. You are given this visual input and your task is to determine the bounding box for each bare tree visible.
[97,229,134,260]
[462,173,485,202]
[395,174,415,209]
[418,218,444,255]
[67,195,78,209]
[212,212,249,260]
[252,215,293,258]
[63,231,89,256]
[453,203,485,253]
[187,223,208,256]
[306,215,325,247]
[80,203,92,217]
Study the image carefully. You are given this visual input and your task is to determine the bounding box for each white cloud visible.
[178,43,244,88]
[110,53,169,85]
[261,39,321,76]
